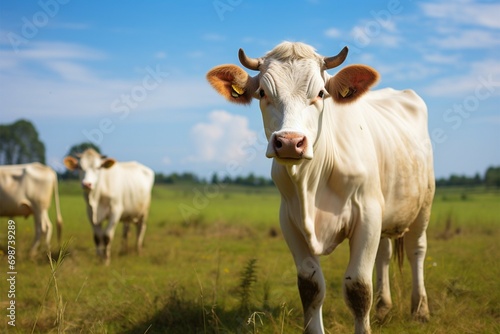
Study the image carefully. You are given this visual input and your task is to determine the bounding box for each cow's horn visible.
[324,46,349,70]
[238,48,261,71]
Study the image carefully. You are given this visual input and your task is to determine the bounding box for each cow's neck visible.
[272,136,340,254]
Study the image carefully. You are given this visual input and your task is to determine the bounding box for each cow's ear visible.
[326,65,379,104]
[63,156,79,171]
[101,158,116,169]
[206,64,257,105]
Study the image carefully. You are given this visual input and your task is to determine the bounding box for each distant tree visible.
[485,166,500,188]
[211,172,220,185]
[0,119,46,165]
[473,173,482,185]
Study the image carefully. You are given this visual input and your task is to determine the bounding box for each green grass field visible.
[1,182,499,333]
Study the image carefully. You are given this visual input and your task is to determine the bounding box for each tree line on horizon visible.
[1,119,499,188]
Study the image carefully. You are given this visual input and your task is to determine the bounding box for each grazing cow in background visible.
[0,163,63,257]
[63,149,154,265]
[207,41,435,333]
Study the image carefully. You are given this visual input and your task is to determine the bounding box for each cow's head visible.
[207,42,379,165]
[63,148,115,191]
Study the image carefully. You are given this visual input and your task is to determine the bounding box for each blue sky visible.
[1,0,499,179]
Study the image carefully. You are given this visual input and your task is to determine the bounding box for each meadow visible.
[1,181,499,333]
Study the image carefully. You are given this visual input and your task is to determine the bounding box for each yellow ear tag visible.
[231,84,245,98]
[340,86,351,98]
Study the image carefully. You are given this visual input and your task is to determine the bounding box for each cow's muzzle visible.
[266,132,311,161]
[82,181,92,191]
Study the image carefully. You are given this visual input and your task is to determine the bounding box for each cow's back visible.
[363,88,434,235]
[99,162,154,219]
[0,163,56,217]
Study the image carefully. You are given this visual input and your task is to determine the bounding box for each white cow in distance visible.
[63,149,154,265]
[207,41,435,333]
[0,163,63,257]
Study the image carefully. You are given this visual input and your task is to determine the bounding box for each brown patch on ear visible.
[327,65,379,104]
[100,158,116,169]
[206,64,255,105]
[63,156,79,171]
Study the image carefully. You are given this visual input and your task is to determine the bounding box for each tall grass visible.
[31,241,70,333]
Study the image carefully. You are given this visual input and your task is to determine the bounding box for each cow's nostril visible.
[297,140,304,148]
[275,139,283,149]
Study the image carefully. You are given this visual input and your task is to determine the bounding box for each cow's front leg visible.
[297,255,325,334]
[92,223,105,259]
[281,222,325,334]
[344,205,382,334]
[374,237,392,322]
[103,209,122,265]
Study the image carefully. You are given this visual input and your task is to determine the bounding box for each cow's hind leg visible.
[404,208,431,322]
[375,237,392,322]
[41,210,53,254]
[135,217,147,255]
[29,212,43,259]
[120,222,130,255]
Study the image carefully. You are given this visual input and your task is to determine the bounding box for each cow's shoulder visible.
[363,88,428,132]
[107,162,154,186]
[366,88,427,116]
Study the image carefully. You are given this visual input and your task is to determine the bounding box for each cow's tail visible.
[394,237,404,273]
[53,172,63,245]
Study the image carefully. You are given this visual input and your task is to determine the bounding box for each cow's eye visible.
[259,89,265,98]
[318,91,325,98]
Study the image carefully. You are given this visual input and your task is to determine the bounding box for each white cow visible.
[0,163,63,257]
[207,42,435,333]
[63,149,154,265]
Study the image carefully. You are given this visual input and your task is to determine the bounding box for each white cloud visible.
[349,22,401,48]
[423,53,460,64]
[154,51,167,59]
[376,61,441,82]
[422,59,500,97]
[0,40,222,118]
[162,156,172,165]
[202,33,225,42]
[185,110,258,165]
[324,28,341,39]
[0,40,106,74]
[430,29,500,49]
[418,1,500,51]
[187,50,204,58]
[17,41,105,60]
[420,1,500,29]
[44,60,98,82]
